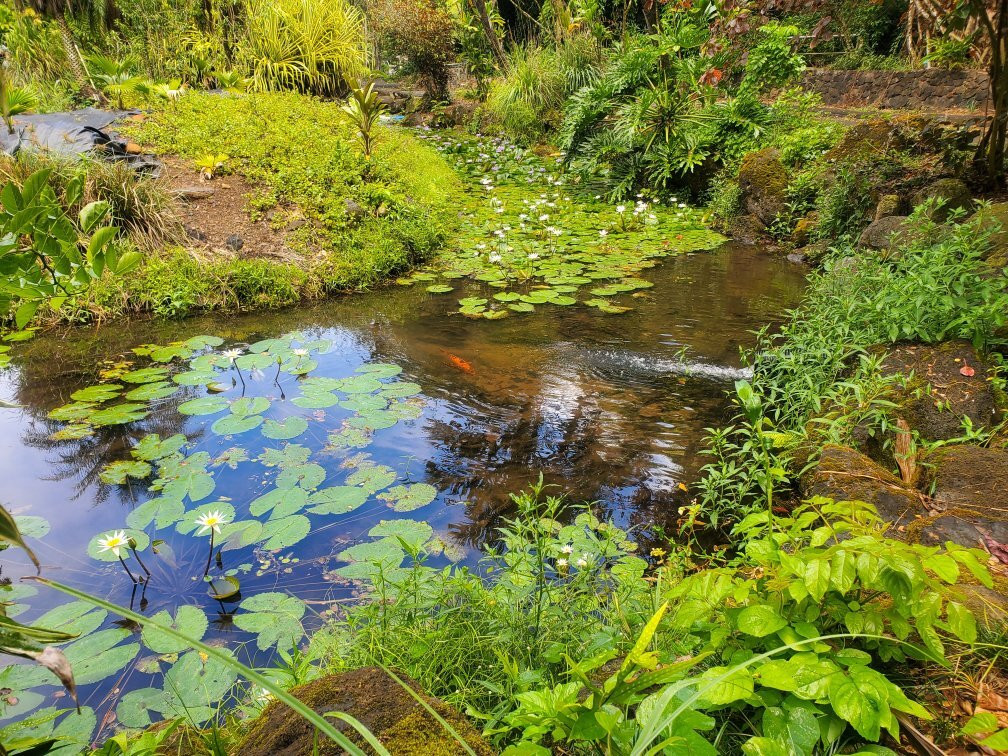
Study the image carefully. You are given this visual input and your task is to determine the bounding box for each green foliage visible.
[924,35,974,70]
[239,0,366,95]
[341,80,385,160]
[84,53,146,108]
[698,209,1008,519]
[0,168,141,329]
[487,37,602,145]
[742,23,805,93]
[0,63,36,134]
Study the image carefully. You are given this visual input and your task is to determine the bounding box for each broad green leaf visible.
[232,593,306,651]
[141,606,208,654]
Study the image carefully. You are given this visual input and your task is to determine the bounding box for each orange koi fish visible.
[441,349,475,374]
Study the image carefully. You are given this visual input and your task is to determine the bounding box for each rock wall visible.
[798,67,990,111]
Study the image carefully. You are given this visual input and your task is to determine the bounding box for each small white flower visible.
[489,253,502,264]
[560,543,573,555]
[599,230,608,237]
[196,509,229,536]
[97,530,129,558]
[538,214,549,222]
[576,557,588,568]
[527,253,539,260]
[222,348,242,360]
[616,205,626,213]
[557,558,568,568]
[292,348,308,357]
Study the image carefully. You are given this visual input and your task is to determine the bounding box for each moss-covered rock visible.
[879,341,1002,442]
[911,177,973,221]
[236,667,494,756]
[822,119,907,163]
[908,444,1008,548]
[856,215,913,251]
[801,444,924,526]
[791,211,818,246]
[974,200,1008,260]
[873,194,903,221]
[737,148,787,227]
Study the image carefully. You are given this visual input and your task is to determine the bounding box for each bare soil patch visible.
[159,156,305,263]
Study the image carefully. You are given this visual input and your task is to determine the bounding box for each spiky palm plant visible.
[24,0,108,101]
[85,53,143,109]
[341,80,385,160]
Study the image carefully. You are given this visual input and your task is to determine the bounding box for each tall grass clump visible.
[240,0,367,95]
[486,35,602,144]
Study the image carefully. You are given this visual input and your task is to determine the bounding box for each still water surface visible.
[0,242,803,740]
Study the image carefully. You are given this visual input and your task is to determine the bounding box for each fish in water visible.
[442,350,475,374]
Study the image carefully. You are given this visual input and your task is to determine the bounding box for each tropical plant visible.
[84,53,145,108]
[239,0,367,95]
[0,168,140,328]
[741,22,805,93]
[195,152,229,179]
[21,0,106,99]
[0,69,35,134]
[342,80,385,160]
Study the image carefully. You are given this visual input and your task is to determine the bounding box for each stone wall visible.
[798,68,990,111]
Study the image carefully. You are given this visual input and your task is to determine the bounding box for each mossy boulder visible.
[879,341,1002,442]
[801,444,923,526]
[874,194,903,221]
[236,667,494,756]
[737,148,787,227]
[856,215,913,251]
[911,177,974,222]
[973,200,1008,260]
[909,444,1008,548]
[822,119,907,163]
[791,212,818,246]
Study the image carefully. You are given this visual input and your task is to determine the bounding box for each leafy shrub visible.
[239,0,366,95]
[742,23,805,93]
[367,0,456,100]
[310,481,992,754]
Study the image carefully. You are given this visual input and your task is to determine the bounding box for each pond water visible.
[0,137,806,748]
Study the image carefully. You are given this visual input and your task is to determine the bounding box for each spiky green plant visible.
[84,53,144,108]
[0,73,36,134]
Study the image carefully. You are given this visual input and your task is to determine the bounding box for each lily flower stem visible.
[232,358,246,392]
[131,546,151,577]
[118,555,138,584]
[204,531,215,577]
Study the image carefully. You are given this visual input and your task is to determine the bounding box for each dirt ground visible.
[158,156,303,262]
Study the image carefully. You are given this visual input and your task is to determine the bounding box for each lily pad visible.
[211,413,263,435]
[117,687,164,729]
[368,519,434,551]
[99,460,152,485]
[47,402,96,423]
[70,384,122,403]
[378,483,438,512]
[257,515,311,550]
[125,381,179,402]
[126,496,186,530]
[261,416,309,440]
[141,605,208,654]
[161,650,239,721]
[63,628,139,685]
[250,487,308,519]
[346,464,396,493]
[89,403,148,426]
[276,462,326,491]
[121,367,170,384]
[133,433,187,461]
[232,593,306,651]
[307,486,369,515]
[178,396,230,416]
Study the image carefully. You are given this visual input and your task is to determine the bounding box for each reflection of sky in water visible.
[0,243,805,733]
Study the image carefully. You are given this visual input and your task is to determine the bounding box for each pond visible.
[0,138,806,748]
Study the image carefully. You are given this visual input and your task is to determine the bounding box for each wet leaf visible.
[70,384,121,403]
[262,416,309,440]
[232,593,306,651]
[99,460,152,485]
[141,606,208,654]
[257,515,311,550]
[178,396,230,416]
[207,576,241,600]
[250,487,308,519]
[346,464,396,493]
[308,486,369,515]
[276,463,326,491]
[378,483,438,512]
[117,687,164,728]
[211,413,263,435]
[126,496,185,530]
[62,628,138,685]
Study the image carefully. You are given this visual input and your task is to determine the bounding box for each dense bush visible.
[485,35,602,144]
[367,0,456,100]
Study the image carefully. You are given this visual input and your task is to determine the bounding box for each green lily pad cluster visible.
[405,133,724,319]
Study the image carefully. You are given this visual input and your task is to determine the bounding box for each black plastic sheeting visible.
[0,108,160,173]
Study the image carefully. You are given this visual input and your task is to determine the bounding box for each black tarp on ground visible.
[0,108,159,171]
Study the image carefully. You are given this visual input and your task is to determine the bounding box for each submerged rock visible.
[801,444,923,525]
[237,666,493,756]
[879,341,1002,442]
[737,148,787,227]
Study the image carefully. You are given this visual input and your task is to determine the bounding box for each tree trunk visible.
[54,10,106,104]
[471,0,508,73]
[975,0,1007,184]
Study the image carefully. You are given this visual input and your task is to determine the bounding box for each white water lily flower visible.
[489,253,502,264]
[538,214,549,222]
[577,557,589,568]
[292,348,309,357]
[527,253,539,260]
[616,205,626,213]
[196,509,229,535]
[560,543,573,555]
[98,530,129,558]
[222,348,242,360]
[599,230,608,237]
[557,558,568,568]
